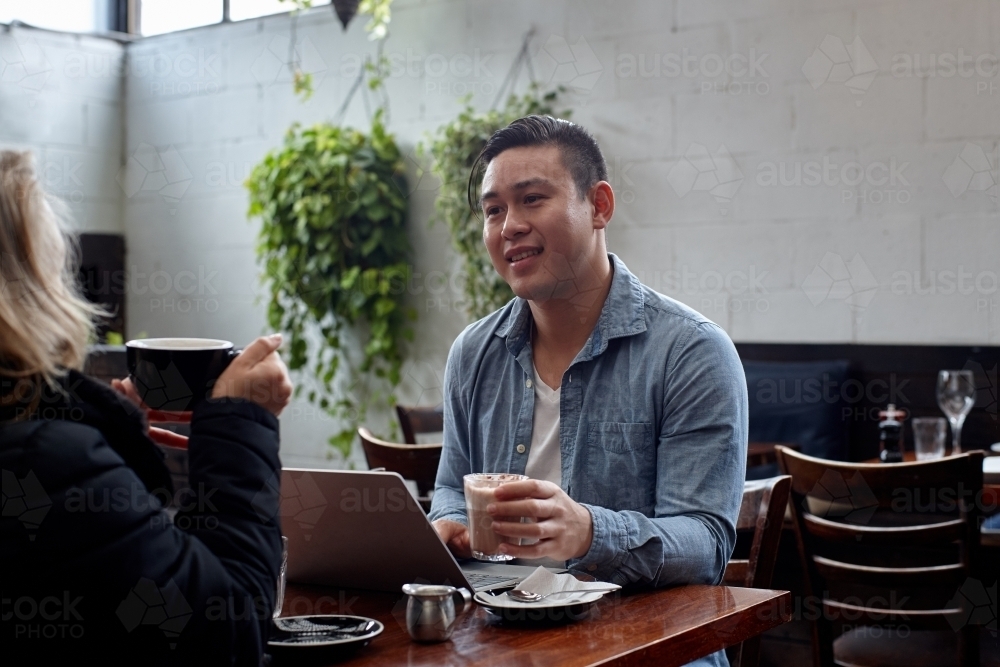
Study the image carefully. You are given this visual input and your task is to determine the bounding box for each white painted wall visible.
[2,1,998,468]
[0,25,124,234]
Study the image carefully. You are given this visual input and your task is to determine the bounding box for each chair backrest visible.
[395,404,444,444]
[723,475,792,667]
[776,446,984,667]
[725,475,792,589]
[357,427,442,497]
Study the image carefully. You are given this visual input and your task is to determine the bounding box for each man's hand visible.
[432,519,472,559]
[488,480,594,561]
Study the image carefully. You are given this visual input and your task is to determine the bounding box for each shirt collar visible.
[496,253,647,361]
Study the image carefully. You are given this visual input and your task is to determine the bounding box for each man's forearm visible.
[570,505,729,587]
[427,485,468,525]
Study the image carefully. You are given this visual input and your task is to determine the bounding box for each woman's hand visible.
[111,377,190,448]
[111,376,143,406]
[210,334,293,416]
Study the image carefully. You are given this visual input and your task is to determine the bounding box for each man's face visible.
[480,145,606,303]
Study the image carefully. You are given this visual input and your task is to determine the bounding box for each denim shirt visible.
[429,253,748,594]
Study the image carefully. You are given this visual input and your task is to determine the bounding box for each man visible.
[428,116,747,664]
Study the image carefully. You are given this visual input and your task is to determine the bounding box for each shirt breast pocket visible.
[585,422,656,512]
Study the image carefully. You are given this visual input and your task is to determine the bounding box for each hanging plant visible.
[246,109,415,458]
[422,86,568,320]
[279,0,394,99]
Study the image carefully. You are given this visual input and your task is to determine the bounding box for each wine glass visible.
[936,370,975,454]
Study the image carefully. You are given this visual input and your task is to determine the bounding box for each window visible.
[0,0,335,38]
[140,0,223,37]
[230,0,330,22]
[0,0,102,33]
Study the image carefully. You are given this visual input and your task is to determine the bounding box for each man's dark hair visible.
[468,115,608,214]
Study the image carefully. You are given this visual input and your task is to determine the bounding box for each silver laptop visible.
[280,468,563,592]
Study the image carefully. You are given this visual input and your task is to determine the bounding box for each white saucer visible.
[474,588,607,611]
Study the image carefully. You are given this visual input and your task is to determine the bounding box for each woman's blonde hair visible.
[0,150,104,408]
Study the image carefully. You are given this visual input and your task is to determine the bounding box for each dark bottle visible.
[878,403,906,463]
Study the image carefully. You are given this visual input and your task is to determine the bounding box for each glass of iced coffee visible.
[463,473,529,562]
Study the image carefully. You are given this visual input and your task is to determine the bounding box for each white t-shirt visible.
[524,363,561,486]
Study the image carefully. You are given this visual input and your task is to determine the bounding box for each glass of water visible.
[274,536,288,619]
[912,417,947,460]
[936,370,975,454]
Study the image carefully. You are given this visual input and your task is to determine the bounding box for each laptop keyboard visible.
[464,572,515,589]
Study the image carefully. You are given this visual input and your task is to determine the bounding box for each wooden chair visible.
[776,446,985,667]
[395,404,444,444]
[747,441,799,468]
[358,427,442,512]
[723,475,793,667]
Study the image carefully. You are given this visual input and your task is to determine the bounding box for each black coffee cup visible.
[126,338,240,412]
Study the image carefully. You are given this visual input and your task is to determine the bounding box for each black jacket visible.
[1,371,282,665]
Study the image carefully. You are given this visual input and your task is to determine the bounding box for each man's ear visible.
[589,181,615,230]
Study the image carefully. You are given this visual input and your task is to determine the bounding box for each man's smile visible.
[506,246,543,264]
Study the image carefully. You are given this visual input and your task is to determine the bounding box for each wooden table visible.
[278,583,791,666]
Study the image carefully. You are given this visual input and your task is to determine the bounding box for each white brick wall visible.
[0,26,125,233]
[2,0,998,468]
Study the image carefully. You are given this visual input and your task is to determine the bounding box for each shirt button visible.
[525,379,532,388]
[516,444,526,454]
[588,564,598,572]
